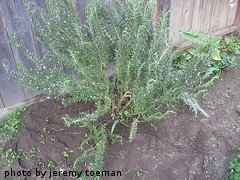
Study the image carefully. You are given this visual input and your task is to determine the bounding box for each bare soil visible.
[1,67,240,180]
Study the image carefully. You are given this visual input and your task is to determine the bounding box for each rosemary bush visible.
[6,0,216,176]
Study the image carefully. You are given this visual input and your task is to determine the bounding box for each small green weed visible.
[185,137,194,146]
[228,154,240,180]
[50,137,56,143]
[203,156,214,168]
[42,127,48,133]
[63,150,71,158]
[29,147,37,157]
[135,169,143,177]
[38,161,46,171]
[44,118,50,123]
[40,135,45,144]
[47,160,56,169]
[0,105,27,142]
[4,148,23,167]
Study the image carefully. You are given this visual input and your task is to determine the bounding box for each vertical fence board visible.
[24,0,43,59]
[218,0,230,30]
[0,8,26,107]
[28,0,46,59]
[234,0,240,25]
[201,0,215,33]
[2,0,40,100]
[14,0,40,99]
[0,95,4,108]
[226,1,239,27]
[191,0,203,34]
[171,0,239,46]
[179,0,194,44]
[210,0,222,32]
[170,0,183,45]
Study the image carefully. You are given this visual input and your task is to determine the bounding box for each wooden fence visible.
[0,0,239,109]
[0,0,85,108]
[170,0,240,46]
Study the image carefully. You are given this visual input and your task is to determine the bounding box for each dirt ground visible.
[1,67,240,180]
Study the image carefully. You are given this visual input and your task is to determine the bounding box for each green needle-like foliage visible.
[5,0,217,175]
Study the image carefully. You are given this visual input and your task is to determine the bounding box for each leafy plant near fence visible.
[4,0,227,178]
[179,30,240,78]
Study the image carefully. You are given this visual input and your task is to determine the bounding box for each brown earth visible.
[1,67,240,180]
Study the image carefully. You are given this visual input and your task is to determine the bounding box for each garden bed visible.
[1,67,240,180]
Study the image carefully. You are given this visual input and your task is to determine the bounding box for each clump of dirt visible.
[1,67,240,180]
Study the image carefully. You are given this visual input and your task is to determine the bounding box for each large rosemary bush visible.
[6,0,216,176]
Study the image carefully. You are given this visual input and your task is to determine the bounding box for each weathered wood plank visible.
[226,0,238,27]
[26,0,44,58]
[179,0,195,44]
[14,0,41,99]
[201,0,215,33]
[2,0,40,99]
[180,25,240,48]
[210,0,222,32]
[218,0,230,30]
[234,0,240,25]
[0,95,4,108]
[191,0,204,34]
[170,0,183,45]
[0,7,26,107]
[153,0,160,28]
[28,0,46,60]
